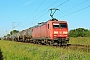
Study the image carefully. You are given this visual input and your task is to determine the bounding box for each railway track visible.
[36,43,90,52]
[24,41,90,52]
[61,44,90,52]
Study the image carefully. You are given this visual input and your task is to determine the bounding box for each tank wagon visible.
[18,30,27,42]
[17,28,33,42]
[7,18,69,46]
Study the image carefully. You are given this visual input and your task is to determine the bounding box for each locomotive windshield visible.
[53,23,59,28]
[60,23,67,28]
[53,23,67,28]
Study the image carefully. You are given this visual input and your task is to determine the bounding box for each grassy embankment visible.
[69,37,90,45]
[0,37,90,60]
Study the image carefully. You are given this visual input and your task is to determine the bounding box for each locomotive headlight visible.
[63,31,68,34]
[54,35,57,36]
[54,31,58,34]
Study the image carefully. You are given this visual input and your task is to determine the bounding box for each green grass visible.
[0,38,90,60]
[69,37,90,45]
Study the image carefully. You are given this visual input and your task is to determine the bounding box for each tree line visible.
[4,30,19,37]
[69,28,90,37]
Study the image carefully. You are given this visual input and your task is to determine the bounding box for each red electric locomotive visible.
[32,18,69,45]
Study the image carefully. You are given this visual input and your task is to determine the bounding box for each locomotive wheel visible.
[62,42,67,46]
[46,42,49,46]
[53,42,58,46]
[36,40,39,44]
[41,40,45,45]
[46,41,50,46]
[38,40,41,44]
[58,43,62,47]
[33,40,36,44]
[50,41,53,46]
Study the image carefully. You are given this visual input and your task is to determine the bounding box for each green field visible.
[0,37,90,60]
[69,37,90,45]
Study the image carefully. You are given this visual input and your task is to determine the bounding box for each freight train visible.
[4,18,69,46]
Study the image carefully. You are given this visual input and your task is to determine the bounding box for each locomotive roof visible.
[33,18,67,28]
[48,18,67,22]
[33,22,47,28]
[48,19,67,23]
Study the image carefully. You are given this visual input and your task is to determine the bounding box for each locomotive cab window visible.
[53,23,59,28]
[53,23,67,28]
[60,23,67,28]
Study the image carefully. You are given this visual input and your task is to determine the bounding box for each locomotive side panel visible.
[46,21,54,39]
[38,26,41,38]
[40,24,47,39]
[32,27,37,38]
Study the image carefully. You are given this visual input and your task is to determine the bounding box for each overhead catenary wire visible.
[55,0,89,17]
[32,0,69,21]
[32,0,90,25]
[34,0,45,11]
[24,0,70,28]
[31,0,45,17]
[63,0,89,12]
[55,0,69,8]
[26,0,89,28]
[31,0,59,19]
[12,22,26,30]
[59,6,90,18]
[14,23,21,28]
[25,0,60,27]
[23,0,46,27]
[41,0,59,13]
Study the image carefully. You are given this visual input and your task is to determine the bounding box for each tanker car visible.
[7,18,69,46]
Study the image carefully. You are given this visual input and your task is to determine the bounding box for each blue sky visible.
[0,0,90,37]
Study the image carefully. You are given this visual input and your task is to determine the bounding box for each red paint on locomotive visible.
[32,19,69,41]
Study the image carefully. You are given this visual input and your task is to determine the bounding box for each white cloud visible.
[24,1,31,6]
[20,0,34,7]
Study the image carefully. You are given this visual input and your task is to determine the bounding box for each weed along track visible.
[27,42,90,52]
[61,44,90,52]
[40,43,90,52]
[38,43,90,52]
[68,44,90,48]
